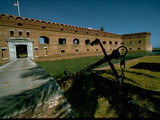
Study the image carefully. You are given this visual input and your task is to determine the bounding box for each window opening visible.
[35,48,38,56]
[44,48,47,56]
[109,41,112,44]
[85,39,90,45]
[19,31,22,37]
[87,49,89,51]
[129,48,132,50]
[10,31,14,37]
[2,49,6,59]
[138,48,141,50]
[61,50,65,53]
[40,36,49,44]
[96,49,98,51]
[17,23,23,26]
[76,49,78,52]
[103,41,106,44]
[42,26,46,29]
[26,31,30,38]
[138,40,142,44]
[59,38,66,44]
[130,42,132,44]
[73,39,79,44]
[121,42,124,45]
[115,41,118,45]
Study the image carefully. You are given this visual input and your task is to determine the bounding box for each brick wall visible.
[122,32,152,52]
[0,13,152,63]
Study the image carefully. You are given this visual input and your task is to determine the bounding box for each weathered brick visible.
[0,13,152,63]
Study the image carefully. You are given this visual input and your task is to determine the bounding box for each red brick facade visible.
[0,13,152,64]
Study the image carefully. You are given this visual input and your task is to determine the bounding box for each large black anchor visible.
[57,39,128,86]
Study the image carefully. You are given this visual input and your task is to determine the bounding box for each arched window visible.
[115,41,118,45]
[73,38,79,44]
[61,50,65,53]
[138,40,142,44]
[9,29,14,37]
[18,30,22,37]
[109,41,112,44]
[26,31,30,38]
[103,41,106,44]
[75,49,78,52]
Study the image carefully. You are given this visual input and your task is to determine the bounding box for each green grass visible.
[153,48,160,50]
[37,55,104,79]
[36,52,154,79]
[62,55,160,118]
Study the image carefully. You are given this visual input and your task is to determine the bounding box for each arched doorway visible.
[6,38,34,61]
[16,45,28,58]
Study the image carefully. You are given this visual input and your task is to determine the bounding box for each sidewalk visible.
[0,58,72,118]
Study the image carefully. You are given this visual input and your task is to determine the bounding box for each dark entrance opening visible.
[16,45,28,58]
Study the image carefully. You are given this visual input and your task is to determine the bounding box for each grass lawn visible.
[153,48,160,51]
[36,52,160,118]
[62,55,160,118]
[36,52,154,79]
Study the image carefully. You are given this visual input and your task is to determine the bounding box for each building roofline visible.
[122,32,151,36]
[0,13,122,37]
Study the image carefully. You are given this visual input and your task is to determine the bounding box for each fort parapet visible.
[122,32,152,51]
[0,13,152,63]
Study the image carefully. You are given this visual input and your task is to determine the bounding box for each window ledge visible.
[2,58,8,60]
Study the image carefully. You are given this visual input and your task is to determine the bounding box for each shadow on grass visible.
[130,62,160,72]
[124,70,157,78]
[61,71,160,118]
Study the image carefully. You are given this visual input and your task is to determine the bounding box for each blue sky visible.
[0,0,160,48]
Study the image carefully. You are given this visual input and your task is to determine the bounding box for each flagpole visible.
[17,0,20,17]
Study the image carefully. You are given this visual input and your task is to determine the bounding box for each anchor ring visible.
[116,46,128,57]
